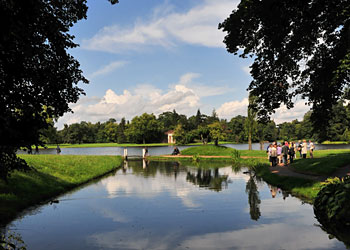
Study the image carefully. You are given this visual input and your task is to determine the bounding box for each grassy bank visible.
[291,149,350,175]
[180,145,239,156]
[0,155,123,226]
[321,141,349,144]
[254,162,322,202]
[154,146,349,202]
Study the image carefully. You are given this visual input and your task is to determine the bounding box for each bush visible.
[314,176,350,230]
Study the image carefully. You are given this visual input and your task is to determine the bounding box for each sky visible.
[56,0,311,129]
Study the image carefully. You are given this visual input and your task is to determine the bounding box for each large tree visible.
[0,0,117,179]
[219,0,350,141]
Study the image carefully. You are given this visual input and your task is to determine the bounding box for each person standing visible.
[277,144,282,165]
[270,144,278,167]
[309,140,315,158]
[282,141,289,166]
[297,140,302,158]
[289,142,295,163]
[56,145,61,155]
[301,140,308,158]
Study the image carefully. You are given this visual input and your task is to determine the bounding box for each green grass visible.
[321,141,349,144]
[0,155,123,226]
[249,160,322,202]
[181,145,240,156]
[239,150,267,157]
[291,149,350,175]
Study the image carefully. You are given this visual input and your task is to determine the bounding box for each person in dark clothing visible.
[281,141,289,166]
[289,142,295,164]
[172,147,180,155]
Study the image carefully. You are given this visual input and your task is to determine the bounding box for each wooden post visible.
[124,148,128,160]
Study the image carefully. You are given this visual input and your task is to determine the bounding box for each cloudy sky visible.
[57,0,310,129]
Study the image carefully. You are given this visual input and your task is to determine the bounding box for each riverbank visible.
[151,145,350,202]
[0,155,123,226]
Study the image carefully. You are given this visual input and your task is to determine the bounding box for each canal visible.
[3,160,347,249]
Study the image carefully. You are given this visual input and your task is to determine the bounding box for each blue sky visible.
[56,0,310,129]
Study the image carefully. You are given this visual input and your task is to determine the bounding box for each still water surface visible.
[5,161,347,249]
[22,143,350,156]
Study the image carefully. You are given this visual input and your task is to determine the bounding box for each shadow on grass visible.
[291,152,350,176]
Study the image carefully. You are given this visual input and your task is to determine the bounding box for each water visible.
[3,161,347,249]
[18,143,350,156]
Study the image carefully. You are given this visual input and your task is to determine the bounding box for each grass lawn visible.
[181,145,240,156]
[291,149,350,175]
[0,155,123,226]
[321,141,349,144]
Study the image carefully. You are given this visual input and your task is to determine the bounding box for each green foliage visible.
[1,0,90,178]
[314,176,350,231]
[219,0,350,139]
[192,154,200,163]
[208,122,227,145]
[1,230,26,250]
[125,113,163,144]
[231,149,241,162]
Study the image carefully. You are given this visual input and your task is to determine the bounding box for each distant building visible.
[165,130,175,144]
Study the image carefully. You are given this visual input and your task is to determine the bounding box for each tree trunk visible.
[215,138,218,146]
[248,132,252,150]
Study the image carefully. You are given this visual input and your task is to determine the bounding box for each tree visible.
[208,122,226,146]
[245,94,257,150]
[219,0,350,140]
[0,0,91,179]
[125,113,163,144]
[228,115,247,143]
[0,0,119,179]
[116,118,127,143]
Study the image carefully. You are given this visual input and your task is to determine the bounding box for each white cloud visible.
[89,61,128,78]
[217,98,249,118]
[56,73,200,128]
[217,97,310,123]
[82,0,238,53]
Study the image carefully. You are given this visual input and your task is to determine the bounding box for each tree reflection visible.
[186,168,228,192]
[245,174,261,221]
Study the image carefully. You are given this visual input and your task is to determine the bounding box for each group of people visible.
[267,140,315,167]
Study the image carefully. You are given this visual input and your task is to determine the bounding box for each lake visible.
[19,143,350,156]
[3,160,347,249]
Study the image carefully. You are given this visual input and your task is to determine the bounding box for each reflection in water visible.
[3,160,349,250]
[245,174,261,221]
[186,168,228,192]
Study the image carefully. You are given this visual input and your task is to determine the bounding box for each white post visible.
[142,148,146,159]
[124,148,128,160]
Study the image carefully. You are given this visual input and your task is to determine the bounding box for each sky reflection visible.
[5,160,347,250]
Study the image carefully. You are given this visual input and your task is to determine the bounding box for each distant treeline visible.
[41,102,350,145]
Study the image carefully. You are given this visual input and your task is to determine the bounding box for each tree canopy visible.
[219,0,350,140]
[0,0,92,179]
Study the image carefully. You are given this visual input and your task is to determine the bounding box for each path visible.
[269,164,350,181]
